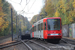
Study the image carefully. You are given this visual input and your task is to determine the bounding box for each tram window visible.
[41,23,43,30]
[39,24,41,30]
[34,26,36,31]
[32,27,34,32]
[39,24,40,30]
[38,24,41,31]
[38,24,39,31]
[33,27,34,32]
[32,28,33,32]
[34,26,35,31]
[45,22,46,30]
[36,25,37,31]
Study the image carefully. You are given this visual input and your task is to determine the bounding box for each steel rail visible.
[0,41,19,47]
[61,39,75,49]
[0,41,21,49]
[21,40,32,50]
[29,40,50,50]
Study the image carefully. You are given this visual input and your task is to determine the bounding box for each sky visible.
[6,0,45,21]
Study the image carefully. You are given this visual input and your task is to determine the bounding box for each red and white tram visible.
[30,17,62,42]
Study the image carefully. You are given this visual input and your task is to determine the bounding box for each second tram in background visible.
[30,17,62,43]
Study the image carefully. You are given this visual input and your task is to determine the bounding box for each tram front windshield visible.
[47,19,60,30]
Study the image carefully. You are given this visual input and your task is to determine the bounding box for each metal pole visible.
[24,17,25,34]
[19,22,21,40]
[16,16,18,39]
[20,22,21,30]
[11,8,13,41]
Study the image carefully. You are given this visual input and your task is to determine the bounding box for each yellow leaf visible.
[55,11,59,17]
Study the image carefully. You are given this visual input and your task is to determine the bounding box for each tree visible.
[73,0,75,10]
[0,0,8,31]
[45,0,55,17]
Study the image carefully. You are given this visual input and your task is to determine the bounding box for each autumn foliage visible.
[31,0,75,25]
[0,0,31,36]
[0,0,9,32]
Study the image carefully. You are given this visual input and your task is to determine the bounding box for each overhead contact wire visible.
[28,0,36,12]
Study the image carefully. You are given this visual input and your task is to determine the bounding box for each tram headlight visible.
[48,33,61,36]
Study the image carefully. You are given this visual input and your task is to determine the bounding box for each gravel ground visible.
[0,35,29,50]
[0,43,28,50]
[0,36,12,45]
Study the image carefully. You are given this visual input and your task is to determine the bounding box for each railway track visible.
[59,39,75,49]
[1,38,75,50]
[21,40,32,50]
[21,40,50,50]
[61,38,75,45]
[0,41,21,49]
[31,39,75,50]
